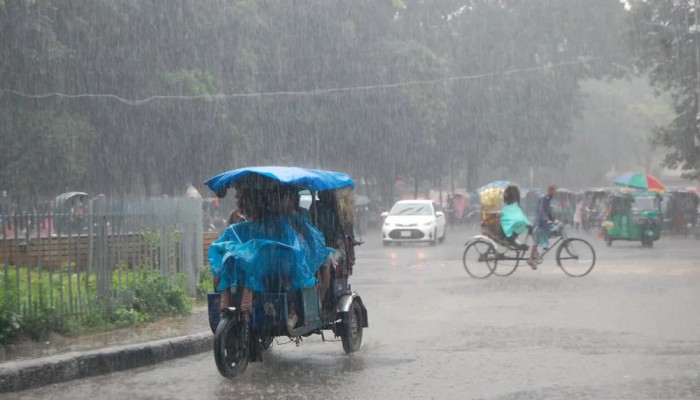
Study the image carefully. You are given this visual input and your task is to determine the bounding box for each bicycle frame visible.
[495,225,567,263]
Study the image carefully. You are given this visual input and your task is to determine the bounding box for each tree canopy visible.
[1,0,629,204]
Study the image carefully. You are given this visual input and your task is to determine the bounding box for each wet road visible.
[8,228,700,399]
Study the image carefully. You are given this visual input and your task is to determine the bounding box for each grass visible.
[0,264,193,344]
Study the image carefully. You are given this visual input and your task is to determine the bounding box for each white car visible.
[381,200,447,246]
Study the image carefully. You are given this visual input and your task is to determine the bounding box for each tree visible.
[629,0,700,181]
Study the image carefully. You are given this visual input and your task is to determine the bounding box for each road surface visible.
[7,228,700,399]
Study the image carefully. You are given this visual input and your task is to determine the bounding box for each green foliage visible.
[0,309,22,344]
[196,264,212,300]
[0,0,630,199]
[629,0,700,180]
[0,109,94,199]
[0,266,192,344]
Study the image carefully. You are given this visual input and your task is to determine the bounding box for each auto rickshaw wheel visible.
[214,316,249,379]
[341,300,363,354]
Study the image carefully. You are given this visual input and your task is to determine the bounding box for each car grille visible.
[388,229,425,239]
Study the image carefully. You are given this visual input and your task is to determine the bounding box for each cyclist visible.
[528,185,557,269]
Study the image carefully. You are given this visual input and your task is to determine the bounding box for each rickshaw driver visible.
[528,185,558,269]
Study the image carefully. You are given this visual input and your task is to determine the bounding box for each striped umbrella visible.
[613,173,665,194]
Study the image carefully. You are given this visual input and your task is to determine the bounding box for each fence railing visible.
[0,197,204,319]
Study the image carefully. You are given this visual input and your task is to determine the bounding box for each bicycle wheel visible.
[463,239,497,279]
[556,238,596,277]
[493,249,521,277]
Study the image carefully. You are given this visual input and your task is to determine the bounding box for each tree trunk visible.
[466,157,479,192]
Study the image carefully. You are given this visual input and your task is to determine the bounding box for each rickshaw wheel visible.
[341,301,363,354]
[462,239,497,279]
[214,317,249,379]
[492,249,520,277]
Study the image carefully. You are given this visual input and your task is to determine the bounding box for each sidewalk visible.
[0,306,210,363]
[0,306,212,393]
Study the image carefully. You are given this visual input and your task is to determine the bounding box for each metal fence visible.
[0,197,203,318]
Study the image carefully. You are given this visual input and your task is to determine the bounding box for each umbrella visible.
[613,173,665,194]
[477,180,517,192]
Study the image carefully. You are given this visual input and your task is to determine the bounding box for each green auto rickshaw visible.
[602,191,662,248]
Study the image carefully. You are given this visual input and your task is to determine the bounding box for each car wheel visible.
[430,229,438,246]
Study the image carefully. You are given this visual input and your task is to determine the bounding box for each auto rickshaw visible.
[204,166,368,379]
[664,189,699,235]
[602,191,661,248]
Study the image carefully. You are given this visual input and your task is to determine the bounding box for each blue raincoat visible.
[209,215,333,293]
[500,203,531,238]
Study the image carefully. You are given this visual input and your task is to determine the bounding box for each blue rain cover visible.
[208,215,333,293]
[501,203,531,238]
[205,166,354,195]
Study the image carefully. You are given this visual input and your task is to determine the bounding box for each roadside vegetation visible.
[0,266,192,344]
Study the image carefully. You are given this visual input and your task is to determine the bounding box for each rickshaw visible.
[462,181,596,279]
[602,191,662,248]
[204,166,368,379]
[664,189,699,235]
[53,191,88,234]
[553,189,574,225]
[583,188,611,233]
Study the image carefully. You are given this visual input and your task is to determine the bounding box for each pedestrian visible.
[573,196,584,232]
[446,194,455,229]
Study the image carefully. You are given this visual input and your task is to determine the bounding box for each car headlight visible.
[384,222,391,227]
[423,221,434,226]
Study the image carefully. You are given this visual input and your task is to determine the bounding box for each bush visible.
[0,266,193,344]
[0,308,22,345]
[196,265,213,300]
[129,268,191,318]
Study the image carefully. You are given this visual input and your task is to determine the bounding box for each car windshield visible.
[389,203,433,216]
[633,196,658,212]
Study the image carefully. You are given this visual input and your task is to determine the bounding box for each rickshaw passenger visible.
[280,187,333,304]
[500,185,531,250]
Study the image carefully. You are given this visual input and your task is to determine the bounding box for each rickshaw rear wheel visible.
[214,316,249,379]
[341,301,363,354]
[462,239,497,279]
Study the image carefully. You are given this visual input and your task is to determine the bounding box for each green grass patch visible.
[0,265,192,344]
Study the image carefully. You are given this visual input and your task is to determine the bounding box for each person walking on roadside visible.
[573,196,584,232]
[528,185,557,269]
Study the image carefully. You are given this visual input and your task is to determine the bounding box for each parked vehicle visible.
[602,191,662,248]
[204,166,368,379]
[664,189,699,236]
[381,199,447,246]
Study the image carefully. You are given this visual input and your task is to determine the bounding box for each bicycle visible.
[462,223,596,279]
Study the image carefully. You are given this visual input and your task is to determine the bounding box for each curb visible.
[0,331,213,393]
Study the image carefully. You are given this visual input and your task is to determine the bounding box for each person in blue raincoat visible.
[500,185,532,249]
